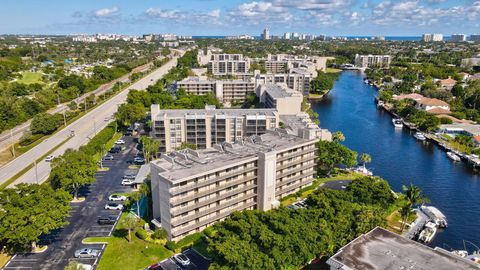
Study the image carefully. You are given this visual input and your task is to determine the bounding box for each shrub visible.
[135,229,148,240]
[165,240,176,251]
[451,111,466,120]
[439,117,453,124]
[152,228,168,240]
[19,133,43,146]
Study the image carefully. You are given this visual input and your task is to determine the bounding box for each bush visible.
[19,133,43,146]
[204,227,215,238]
[439,117,453,124]
[165,240,176,251]
[135,229,148,240]
[451,111,466,120]
[152,228,168,240]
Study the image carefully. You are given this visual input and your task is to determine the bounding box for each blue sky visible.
[1,0,480,36]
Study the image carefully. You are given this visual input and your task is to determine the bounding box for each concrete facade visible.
[354,54,392,68]
[150,131,318,240]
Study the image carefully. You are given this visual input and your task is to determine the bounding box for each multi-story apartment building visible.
[354,54,392,68]
[150,105,279,152]
[198,51,250,76]
[255,70,313,95]
[450,34,467,42]
[263,27,270,40]
[175,77,256,104]
[470,35,480,42]
[257,84,303,115]
[150,130,319,240]
[422,33,443,42]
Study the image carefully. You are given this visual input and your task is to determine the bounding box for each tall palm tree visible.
[399,203,412,232]
[360,153,372,169]
[403,184,429,207]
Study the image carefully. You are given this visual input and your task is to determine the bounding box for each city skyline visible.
[1,0,480,36]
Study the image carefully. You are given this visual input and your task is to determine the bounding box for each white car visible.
[104,203,123,210]
[108,194,127,201]
[121,179,134,186]
[45,155,54,162]
[115,139,125,145]
[173,254,190,266]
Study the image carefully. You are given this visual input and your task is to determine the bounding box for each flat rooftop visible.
[177,76,253,84]
[263,84,302,99]
[327,227,479,270]
[154,108,278,118]
[151,131,314,182]
[440,123,480,136]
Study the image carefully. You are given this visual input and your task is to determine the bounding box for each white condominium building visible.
[197,50,250,76]
[255,70,313,95]
[176,77,256,104]
[150,130,319,240]
[422,33,443,42]
[150,105,279,153]
[354,54,392,68]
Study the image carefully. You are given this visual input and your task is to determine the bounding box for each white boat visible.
[451,250,469,258]
[377,100,384,107]
[392,118,403,128]
[353,166,373,176]
[446,151,461,162]
[421,205,448,228]
[418,222,437,243]
[413,132,427,141]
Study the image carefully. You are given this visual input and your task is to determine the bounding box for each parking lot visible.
[320,180,353,191]
[156,249,211,270]
[3,135,139,270]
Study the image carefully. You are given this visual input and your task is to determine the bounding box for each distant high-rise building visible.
[283,32,291,40]
[422,33,443,42]
[263,27,270,40]
[450,34,467,42]
[470,34,480,42]
[372,36,385,41]
[292,32,300,39]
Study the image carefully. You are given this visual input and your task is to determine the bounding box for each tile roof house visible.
[439,77,456,90]
[415,98,451,115]
[392,93,425,101]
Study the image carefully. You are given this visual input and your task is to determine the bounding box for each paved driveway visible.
[2,136,138,270]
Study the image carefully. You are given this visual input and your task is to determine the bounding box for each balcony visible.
[171,183,257,216]
[171,200,257,237]
[276,178,314,196]
[169,166,257,196]
[277,163,316,178]
[277,156,315,170]
[277,149,315,162]
[171,175,257,208]
[170,193,257,227]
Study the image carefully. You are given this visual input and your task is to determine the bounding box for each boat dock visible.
[403,208,429,240]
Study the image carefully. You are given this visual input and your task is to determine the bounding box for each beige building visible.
[176,77,256,104]
[197,51,250,76]
[151,105,279,152]
[257,84,303,115]
[150,130,319,240]
[255,70,313,95]
[354,54,391,68]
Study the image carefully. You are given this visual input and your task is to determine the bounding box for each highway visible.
[0,62,153,153]
[0,51,182,188]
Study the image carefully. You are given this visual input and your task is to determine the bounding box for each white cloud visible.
[272,0,352,11]
[94,6,119,18]
[208,9,221,18]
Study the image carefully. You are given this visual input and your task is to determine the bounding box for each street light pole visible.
[34,160,39,184]
[10,129,15,158]
[63,109,67,126]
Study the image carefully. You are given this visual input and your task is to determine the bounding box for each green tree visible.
[332,131,345,142]
[65,261,86,270]
[130,191,142,218]
[140,136,161,163]
[402,184,429,207]
[49,149,97,199]
[360,153,372,168]
[115,103,146,127]
[176,141,197,150]
[30,113,62,135]
[0,184,71,252]
[316,141,357,176]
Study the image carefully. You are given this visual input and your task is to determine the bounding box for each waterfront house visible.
[438,123,480,138]
[415,98,451,115]
[439,77,457,90]
[392,93,425,102]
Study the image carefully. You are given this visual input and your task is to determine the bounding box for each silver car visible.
[74,248,100,258]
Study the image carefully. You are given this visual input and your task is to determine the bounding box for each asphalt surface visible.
[2,135,139,270]
[0,62,152,153]
[158,249,211,270]
[0,51,183,187]
[319,180,353,191]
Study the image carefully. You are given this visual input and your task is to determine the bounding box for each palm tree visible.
[121,214,138,243]
[360,153,372,169]
[402,184,429,207]
[130,191,142,218]
[332,131,345,143]
[399,203,412,232]
[139,182,151,218]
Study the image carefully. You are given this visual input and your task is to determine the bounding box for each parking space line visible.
[4,267,33,269]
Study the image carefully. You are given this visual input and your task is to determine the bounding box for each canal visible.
[311,71,480,250]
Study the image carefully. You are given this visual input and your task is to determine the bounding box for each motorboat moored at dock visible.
[421,205,448,228]
[392,118,403,128]
[447,151,461,162]
[418,222,437,243]
[414,132,427,141]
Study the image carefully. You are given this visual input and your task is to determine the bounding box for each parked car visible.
[173,254,191,266]
[109,146,122,154]
[121,179,134,186]
[104,203,123,210]
[103,154,114,161]
[115,139,125,145]
[45,155,54,162]
[108,194,127,201]
[123,173,136,179]
[134,157,145,165]
[74,248,100,258]
[97,216,117,225]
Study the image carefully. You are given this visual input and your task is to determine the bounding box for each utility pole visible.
[10,129,15,158]
[63,109,67,126]
[94,118,97,135]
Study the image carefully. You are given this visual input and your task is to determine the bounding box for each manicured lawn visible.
[83,214,172,270]
[16,72,43,84]
[386,210,417,234]
[280,172,362,206]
